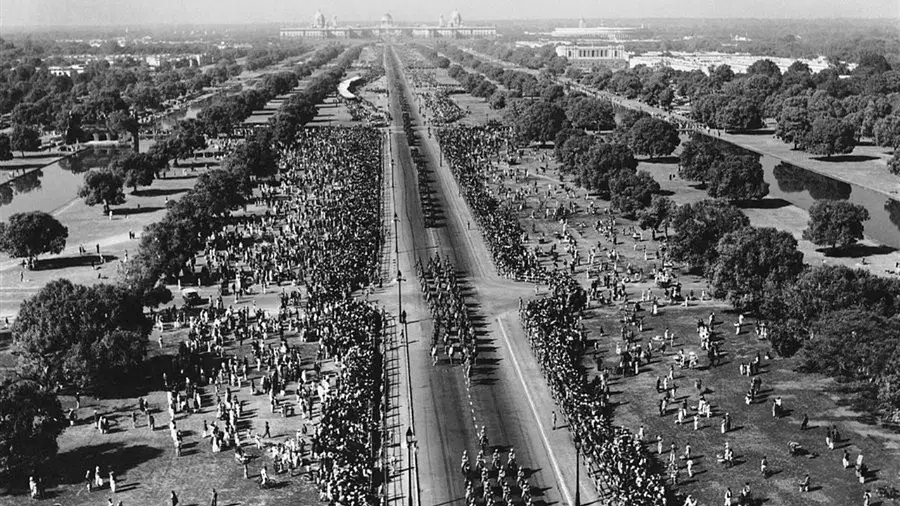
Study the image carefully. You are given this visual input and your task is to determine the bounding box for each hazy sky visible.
[1,0,898,27]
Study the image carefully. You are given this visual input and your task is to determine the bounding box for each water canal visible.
[0,146,130,220]
[711,138,900,249]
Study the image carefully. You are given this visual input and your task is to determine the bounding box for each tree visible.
[800,309,900,412]
[889,151,900,176]
[747,59,783,85]
[192,169,249,217]
[801,116,856,158]
[222,129,277,179]
[669,200,750,271]
[638,195,676,234]
[0,212,68,266]
[706,153,769,200]
[0,134,12,161]
[107,109,140,153]
[488,91,507,110]
[802,200,870,250]
[627,117,680,159]
[574,142,638,196]
[167,119,207,164]
[78,167,126,213]
[0,379,65,478]
[115,153,162,193]
[679,133,721,182]
[873,112,900,149]
[10,125,41,155]
[709,227,803,314]
[715,96,763,131]
[610,171,660,218]
[565,97,615,131]
[505,99,569,146]
[760,264,900,333]
[775,96,811,148]
[12,279,149,392]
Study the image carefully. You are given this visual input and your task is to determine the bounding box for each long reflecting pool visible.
[709,137,900,249]
[0,146,129,220]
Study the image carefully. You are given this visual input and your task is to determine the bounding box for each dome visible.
[438,14,445,27]
[331,14,338,27]
[313,10,326,28]
[381,13,393,26]
[450,10,462,27]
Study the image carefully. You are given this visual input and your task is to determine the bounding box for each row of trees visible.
[0,39,360,483]
[0,37,315,155]
[72,46,356,215]
[679,133,770,200]
[560,45,900,168]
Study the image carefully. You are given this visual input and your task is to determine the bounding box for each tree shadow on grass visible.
[116,206,165,216]
[736,198,791,210]
[36,254,119,270]
[644,156,679,165]
[50,442,164,487]
[812,155,879,163]
[819,244,897,258]
[136,188,189,198]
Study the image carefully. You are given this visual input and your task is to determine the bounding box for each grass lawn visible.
[0,315,324,506]
[0,166,207,321]
[579,303,900,506]
[472,143,900,505]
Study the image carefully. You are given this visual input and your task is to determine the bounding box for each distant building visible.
[556,44,628,70]
[548,19,652,42]
[48,65,85,77]
[627,51,843,75]
[280,10,496,39]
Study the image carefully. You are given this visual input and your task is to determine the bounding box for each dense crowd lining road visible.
[378,43,601,506]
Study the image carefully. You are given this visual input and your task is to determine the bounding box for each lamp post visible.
[574,434,581,506]
[406,427,414,506]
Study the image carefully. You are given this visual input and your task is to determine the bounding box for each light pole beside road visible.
[574,434,581,506]
[406,427,415,506]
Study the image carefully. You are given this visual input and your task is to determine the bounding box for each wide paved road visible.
[374,43,601,506]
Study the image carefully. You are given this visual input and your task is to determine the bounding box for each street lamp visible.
[406,427,415,506]
[573,434,581,506]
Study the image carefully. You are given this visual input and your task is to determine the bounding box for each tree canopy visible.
[709,226,804,314]
[505,98,569,146]
[9,125,41,155]
[0,133,13,161]
[638,195,676,233]
[78,166,126,213]
[706,153,769,200]
[801,116,856,157]
[12,279,150,392]
[802,199,870,249]
[0,211,68,263]
[669,200,750,271]
[571,141,638,197]
[0,379,65,477]
[626,117,680,159]
[610,171,660,218]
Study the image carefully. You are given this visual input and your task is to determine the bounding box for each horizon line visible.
[1,15,897,31]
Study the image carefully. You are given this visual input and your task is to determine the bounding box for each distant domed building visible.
[578,18,586,29]
[281,10,495,39]
[449,10,462,27]
[312,10,326,28]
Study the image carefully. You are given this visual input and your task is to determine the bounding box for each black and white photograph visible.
[0,1,899,505]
